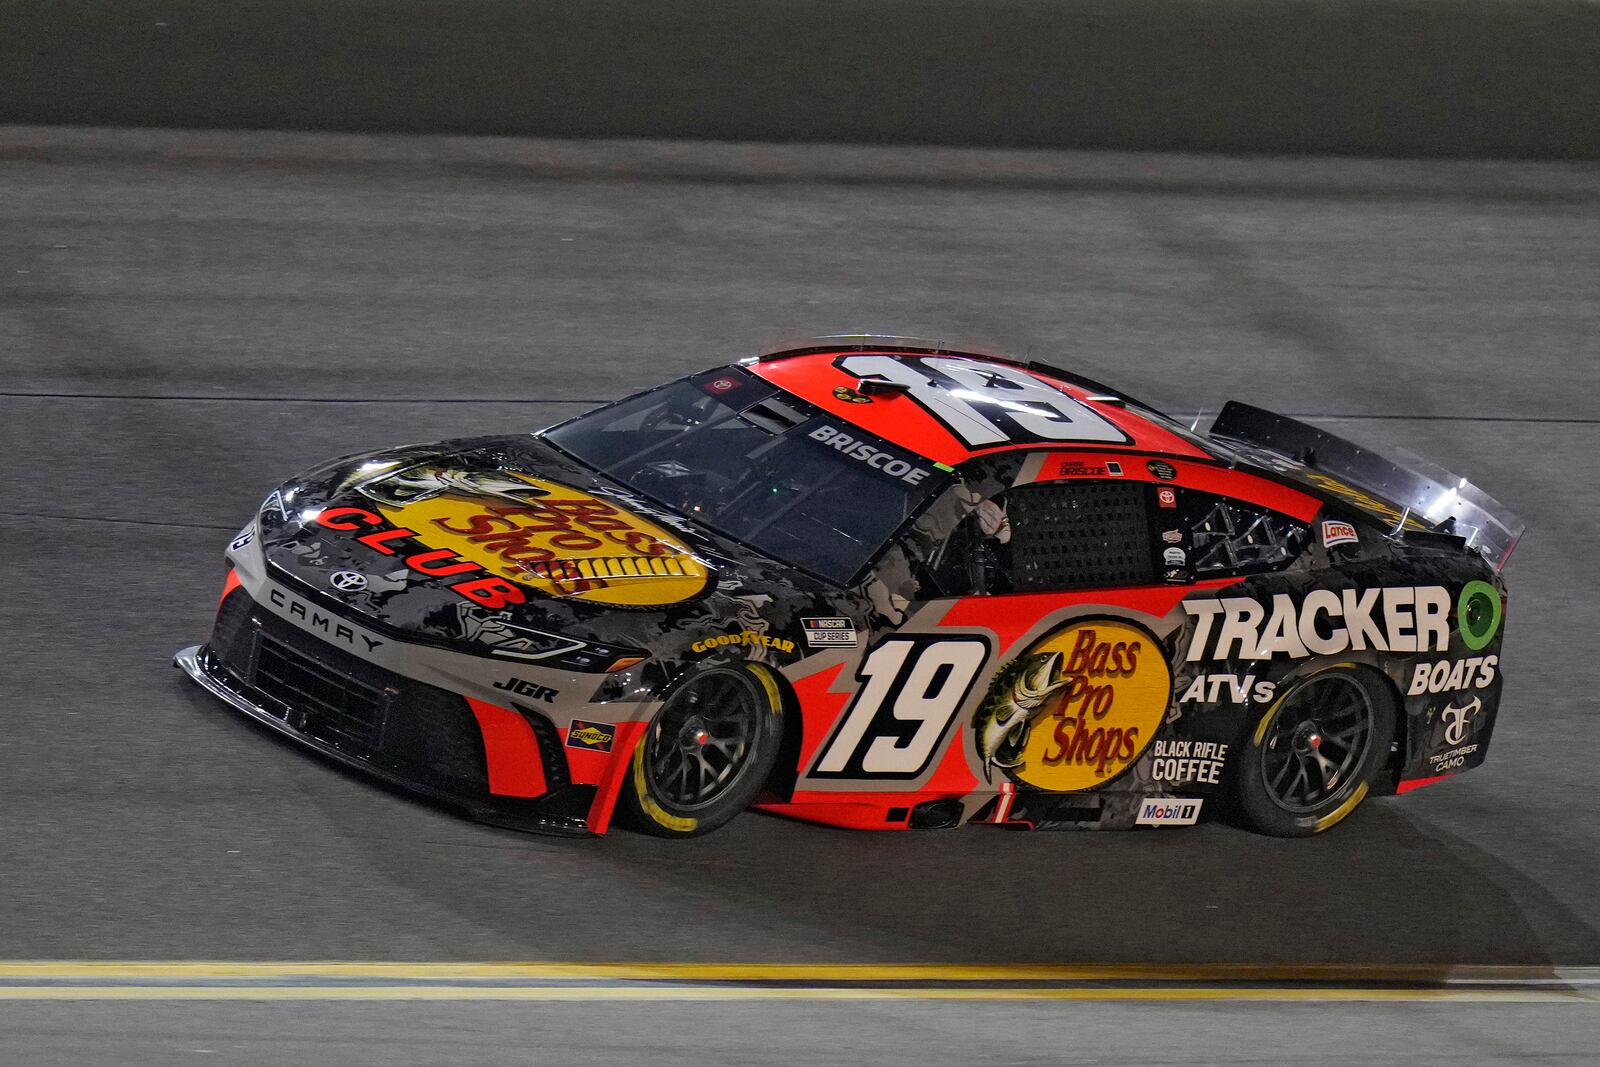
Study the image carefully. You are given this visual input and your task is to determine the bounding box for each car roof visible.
[745,340,1220,468]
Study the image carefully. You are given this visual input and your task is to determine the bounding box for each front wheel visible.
[1235,667,1396,837]
[619,663,786,838]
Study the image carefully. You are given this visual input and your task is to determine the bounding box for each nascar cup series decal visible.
[973,619,1170,791]
[318,465,710,608]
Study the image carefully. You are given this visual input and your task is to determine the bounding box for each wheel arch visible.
[750,661,806,803]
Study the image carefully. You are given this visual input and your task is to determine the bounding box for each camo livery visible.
[176,338,1519,836]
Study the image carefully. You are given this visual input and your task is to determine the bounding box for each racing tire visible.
[620,662,786,838]
[1234,666,1396,838]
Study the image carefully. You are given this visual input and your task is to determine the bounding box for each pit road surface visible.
[1,128,1597,1063]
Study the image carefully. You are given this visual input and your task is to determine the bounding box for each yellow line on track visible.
[4,962,1599,982]
[2,963,1598,1003]
[0,986,1593,1003]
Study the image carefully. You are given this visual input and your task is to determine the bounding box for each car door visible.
[795,454,1175,795]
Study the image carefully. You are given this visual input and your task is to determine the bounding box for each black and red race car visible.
[176,337,1521,837]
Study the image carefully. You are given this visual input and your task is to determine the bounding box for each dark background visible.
[4,0,1600,158]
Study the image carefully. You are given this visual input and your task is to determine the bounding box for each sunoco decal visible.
[566,720,617,752]
[972,619,1170,791]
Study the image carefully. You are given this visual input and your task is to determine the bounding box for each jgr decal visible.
[1184,587,1451,662]
[972,619,1170,791]
[810,637,990,779]
[493,677,558,702]
[835,355,1131,449]
[1407,656,1498,695]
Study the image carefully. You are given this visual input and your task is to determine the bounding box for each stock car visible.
[176,337,1521,838]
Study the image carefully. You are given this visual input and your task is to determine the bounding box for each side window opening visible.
[1187,495,1309,576]
[1008,481,1155,591]
[924,480,1156,597]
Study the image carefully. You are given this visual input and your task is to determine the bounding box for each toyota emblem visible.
[329,570,368,592]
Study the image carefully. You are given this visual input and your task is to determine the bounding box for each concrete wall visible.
[4,0,1598,158]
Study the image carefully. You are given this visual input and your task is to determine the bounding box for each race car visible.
[176,336,1521,838]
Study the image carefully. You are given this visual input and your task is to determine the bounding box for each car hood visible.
[253,436,811,666]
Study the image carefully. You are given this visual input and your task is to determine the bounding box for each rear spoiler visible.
[1208,402,1524,571]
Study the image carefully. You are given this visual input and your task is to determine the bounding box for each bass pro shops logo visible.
[973,619,1170,791]
[317,468,710,609]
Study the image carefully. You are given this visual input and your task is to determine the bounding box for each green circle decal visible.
[1457,580,1502,651]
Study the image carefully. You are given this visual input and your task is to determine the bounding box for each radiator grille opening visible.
[254,632,386,750]
[207,588,489,793]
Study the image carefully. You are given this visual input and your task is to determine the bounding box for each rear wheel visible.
[1235,667,1395,837]
[620,663,785,838]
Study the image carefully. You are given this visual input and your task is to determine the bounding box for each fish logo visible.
[972,652,1069,782]
[359,465,551,507]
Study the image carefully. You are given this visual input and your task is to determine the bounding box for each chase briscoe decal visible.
[802,617,858,647]
[566,720,616,752]
[1321,520,1359,548]
[1136,797,1202,827]
[807,425,931,486]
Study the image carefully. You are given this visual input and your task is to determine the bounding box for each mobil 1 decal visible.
[833,355,1131,449]
[973,618,1170,791]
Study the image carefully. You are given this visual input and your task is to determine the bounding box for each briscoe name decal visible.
[807,425,931,485]
[1184,587,1451,662]
[1408,656,1498,695]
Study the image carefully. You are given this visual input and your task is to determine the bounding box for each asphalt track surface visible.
[2,128,1599,1063]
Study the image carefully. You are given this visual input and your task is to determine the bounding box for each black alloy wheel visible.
[1236,668,1396,837]
[622,663,784,837]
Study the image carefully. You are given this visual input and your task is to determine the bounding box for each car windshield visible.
[545,369,947,584]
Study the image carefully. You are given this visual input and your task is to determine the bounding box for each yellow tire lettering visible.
[631,737,698,834]
[1314,781,1369,833]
